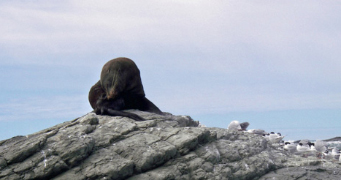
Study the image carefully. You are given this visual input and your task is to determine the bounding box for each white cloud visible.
[1,1,340,62]
[0,0,340,116]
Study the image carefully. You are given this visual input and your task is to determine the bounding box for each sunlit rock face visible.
[0,111,340,180]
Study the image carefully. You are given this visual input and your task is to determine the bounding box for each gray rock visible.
[259,166,341,180]
[0,111,340,180]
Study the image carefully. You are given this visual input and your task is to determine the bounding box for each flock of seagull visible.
[227,120,341,162]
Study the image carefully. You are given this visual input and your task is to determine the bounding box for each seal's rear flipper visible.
[95,107,145,121]
[123,95,163,115]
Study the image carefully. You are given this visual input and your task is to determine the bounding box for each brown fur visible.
[88,57,163,120]
[100,57,145,100]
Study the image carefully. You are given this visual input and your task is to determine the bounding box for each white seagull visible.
[227,120,242,131]
[268,132,284,144]
[331,148,340,160]
[323,150,333,160]
[262,133,270,141]
[284,142,297,153]
[310,143,317,152]
[314,140,327,158]
[296,142,314,156]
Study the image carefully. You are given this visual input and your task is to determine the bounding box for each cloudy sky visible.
[1,0,340,141]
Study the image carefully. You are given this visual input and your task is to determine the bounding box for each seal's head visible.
[100,57,145,100]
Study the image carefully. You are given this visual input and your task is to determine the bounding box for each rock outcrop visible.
[0,111,340,180]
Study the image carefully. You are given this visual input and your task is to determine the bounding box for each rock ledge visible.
[0,111,340,180]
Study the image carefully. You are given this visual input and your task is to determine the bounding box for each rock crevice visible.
[0,111,340,180]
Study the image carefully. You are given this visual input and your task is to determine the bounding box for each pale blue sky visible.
[1,0,340,141]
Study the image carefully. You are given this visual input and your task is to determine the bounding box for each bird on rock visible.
[284,142,297,153]
[227,121,242,131]
[227,120,250,131]
[296,142,315,157]
[331,148,340,160]
[247,129,267,135]
[314,140,327,158]
[268,132,284,144]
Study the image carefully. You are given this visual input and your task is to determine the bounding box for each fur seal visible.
[88,80,145,120]
[88,57,163,121]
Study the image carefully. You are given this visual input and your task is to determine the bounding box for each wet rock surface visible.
[0,110,340,180]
